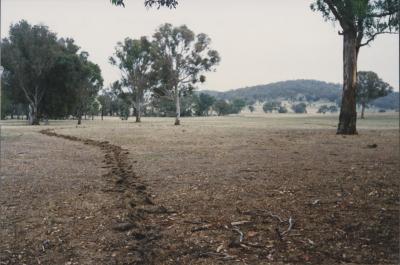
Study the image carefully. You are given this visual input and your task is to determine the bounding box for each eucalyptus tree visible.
[1,20,59,125]
[74,52,103,125]
[194,93,216,116]
[356,71,393,119]
[152,24,220,125]
[110,37,154,122]
[311,0,399,134]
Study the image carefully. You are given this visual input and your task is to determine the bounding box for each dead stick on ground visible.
[232,226,244,242]
[281,217,294,236]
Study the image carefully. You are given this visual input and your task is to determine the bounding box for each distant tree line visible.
[1,20,395,124]
[1,21,220,125]
[96,91,247,118]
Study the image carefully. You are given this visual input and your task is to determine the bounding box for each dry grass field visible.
[1,113,399,265]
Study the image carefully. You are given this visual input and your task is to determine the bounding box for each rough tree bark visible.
[174,85,180,125]
[337,31,358,135]
[135,91,141,123]
[360,101,366,119]
[29,104,40,125]
[77,106,82,125]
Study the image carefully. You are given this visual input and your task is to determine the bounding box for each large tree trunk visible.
[101,109,104,120]
[174,86,180,125]
[135,92,141,123]
[29,104,40,125]
[337,32,358,135]
[360,102,366,119]
[77,107,82,125]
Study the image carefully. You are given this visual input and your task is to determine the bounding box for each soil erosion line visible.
[40,129,165,264]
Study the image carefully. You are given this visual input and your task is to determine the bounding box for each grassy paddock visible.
[1,112,399,264]
[1,112,398,130]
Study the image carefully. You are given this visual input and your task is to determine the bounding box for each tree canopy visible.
[110,37,155,122]
[311,0,399,49]
[152,23,220,125]
[2,20,103,124]
[356,71,393,118]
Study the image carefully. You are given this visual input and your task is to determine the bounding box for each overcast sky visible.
[2,0,399,91]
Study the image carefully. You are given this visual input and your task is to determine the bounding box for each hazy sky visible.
[2,0,399,91]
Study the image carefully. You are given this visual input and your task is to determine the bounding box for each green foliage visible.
[116,91,132,120]
[151,23,220,124]
[213,100,231,116]
[248,105,255,113]
[291,103,307,114]
[357,71,393,107]
[150,93,196,117]
[98,86,121,116]
[194,93,216,116]
[329,105,338,113]
[311,0,398,47]
[118,99,130,120]
[318,105,330,114]
[2,20,60,123]
[90,100,100,117]
[230,99,246,114]
[152,24,220,95]
[110,36,155,121]
[263,101,281,113]
[278,106,288,114]
[2,20,103,123]
[73,53,104,121]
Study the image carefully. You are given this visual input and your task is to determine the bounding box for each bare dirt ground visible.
[1,114,399,265]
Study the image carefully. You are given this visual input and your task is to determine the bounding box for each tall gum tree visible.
[311,0,399,134]
[2,21,59,125]
[110,37,154,123]
[152,24,220,125]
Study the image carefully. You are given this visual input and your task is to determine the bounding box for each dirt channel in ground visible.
[1,129,171,265]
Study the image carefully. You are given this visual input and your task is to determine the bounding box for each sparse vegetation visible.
[1,1,398,264]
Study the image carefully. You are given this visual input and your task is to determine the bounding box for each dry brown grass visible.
[1,113,399,264]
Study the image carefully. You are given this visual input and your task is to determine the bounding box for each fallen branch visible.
[281,217,294,236]
[191,224,212,232]
[232,226,244,242]
[198,252,236,260]
[231,220,252,226]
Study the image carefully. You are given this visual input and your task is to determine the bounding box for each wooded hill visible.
[202,79,399,110]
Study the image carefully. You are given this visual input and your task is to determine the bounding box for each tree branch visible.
[359,31,397,47]
[323,0,346,29]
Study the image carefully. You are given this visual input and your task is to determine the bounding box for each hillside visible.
[202,80,342,103]
[371,92,399,110]
[201,79,399,110]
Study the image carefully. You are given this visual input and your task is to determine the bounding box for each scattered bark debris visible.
[39,129,169,264]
